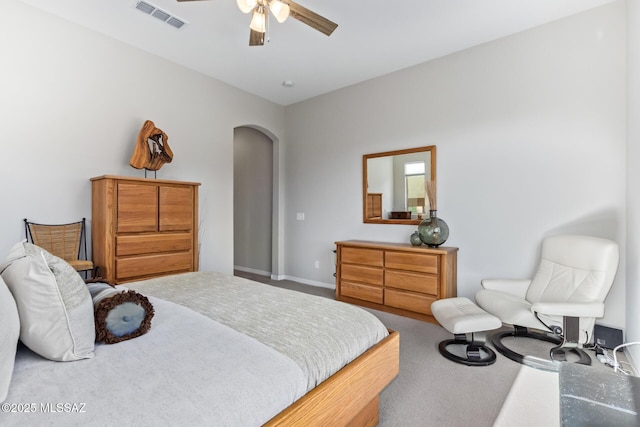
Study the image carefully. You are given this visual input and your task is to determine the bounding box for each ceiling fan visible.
[177,0,338,46]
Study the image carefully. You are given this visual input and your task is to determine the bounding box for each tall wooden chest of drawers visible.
[335,240,458,323]
[91,175,200,284]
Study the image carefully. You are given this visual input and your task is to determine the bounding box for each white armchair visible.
[475,234,619,368]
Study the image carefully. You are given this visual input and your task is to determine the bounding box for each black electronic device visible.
[593,324,623,350]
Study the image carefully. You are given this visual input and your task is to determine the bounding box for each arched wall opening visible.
[233,125,282,278]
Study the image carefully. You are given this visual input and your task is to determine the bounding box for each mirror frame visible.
[362,145,436,225]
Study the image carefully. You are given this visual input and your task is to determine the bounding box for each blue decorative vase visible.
[417,210,449,247]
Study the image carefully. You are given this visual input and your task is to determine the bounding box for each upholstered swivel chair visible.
[475,234,619,369]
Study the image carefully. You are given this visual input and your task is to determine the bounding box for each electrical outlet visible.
[314,260,320,269]
[296,213,305,221]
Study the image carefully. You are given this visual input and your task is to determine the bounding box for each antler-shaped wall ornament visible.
[129,120,174,171]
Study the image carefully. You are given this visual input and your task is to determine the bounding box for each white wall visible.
[0,0,285,275]
[625,0,640,367]
[284,2,627,328]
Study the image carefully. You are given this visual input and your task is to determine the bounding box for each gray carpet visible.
[235,271,521,427]
[371,310,521,427]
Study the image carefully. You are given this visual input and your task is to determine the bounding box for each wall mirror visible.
[363,145,436,225]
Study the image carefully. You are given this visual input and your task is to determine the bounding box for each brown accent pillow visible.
[88,283,154,344]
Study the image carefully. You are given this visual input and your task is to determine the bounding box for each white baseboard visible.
[234,267,335,290]
[279,275,335,290]
[233,265,271,277]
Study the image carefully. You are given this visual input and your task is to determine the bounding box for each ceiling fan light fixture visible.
[269,0,290,23]
[236,0,257,14]
[249,6,266,33]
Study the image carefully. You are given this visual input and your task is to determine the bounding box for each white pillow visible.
[0,241,95,361]
[0,275,19,403]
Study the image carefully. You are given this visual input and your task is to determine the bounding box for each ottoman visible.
[431,297,502,366]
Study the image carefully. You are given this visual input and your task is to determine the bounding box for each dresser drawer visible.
[116,251,193,280]
[116,233,192,256]
[385,270,438,295]
[385,251,438,274]
[341,281,383,304]
[341,247,383,267]
[341,264,383,286]
[384,289,436,315]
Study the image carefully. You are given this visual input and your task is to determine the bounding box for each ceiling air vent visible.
[135,1,188,30]
[166,17,186,29]
[151,9,171,22]
[135,1,154,14]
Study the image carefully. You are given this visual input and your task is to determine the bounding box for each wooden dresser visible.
[91,175,200,284]
[335,240,458,323]
[366,193,382,219]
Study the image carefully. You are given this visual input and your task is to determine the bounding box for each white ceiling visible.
[20,0,616,106]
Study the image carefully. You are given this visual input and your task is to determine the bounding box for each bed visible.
[0,246,399,427]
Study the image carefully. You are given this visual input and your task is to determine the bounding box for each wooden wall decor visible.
[130,120,174,171]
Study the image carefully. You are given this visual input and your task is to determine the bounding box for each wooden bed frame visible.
[266,330,400,427]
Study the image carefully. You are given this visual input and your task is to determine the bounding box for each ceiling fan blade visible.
[249,29,265,46]
[285,1,338,36]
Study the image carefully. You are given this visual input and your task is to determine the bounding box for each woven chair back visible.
[26,221,83,262]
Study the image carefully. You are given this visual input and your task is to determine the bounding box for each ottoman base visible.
[439,334,497,366]
[431,297,502,367]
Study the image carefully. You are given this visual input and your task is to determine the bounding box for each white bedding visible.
[1,272,389,426]
[126,272,390,391]
[1,296,307,426]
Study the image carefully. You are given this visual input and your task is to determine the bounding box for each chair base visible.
[549,344,591,365]
[438,336,497,366]
[491,326,591,372]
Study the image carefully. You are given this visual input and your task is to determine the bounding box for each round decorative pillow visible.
[87,283,154,344]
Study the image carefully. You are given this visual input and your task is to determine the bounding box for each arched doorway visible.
[233,126,274,277]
